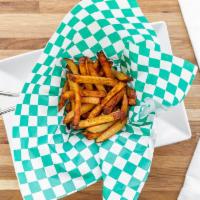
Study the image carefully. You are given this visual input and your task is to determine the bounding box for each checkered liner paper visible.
[11,0,197,199]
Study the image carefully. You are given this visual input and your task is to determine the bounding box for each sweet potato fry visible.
[127,87,136,98]
[80,90,106,98]
[79,57,93,90]
[96,118,127,143]
[103,89,125,114]
[121,93,128,120]
[86,121,115,133]
[67,74,118,86]
[81,97,100,104]
[128,98,136,106]
[97,51,114,78]
[63,104,95,124]
[88,104,102,118]
[101,82,126,107]
[112,69,132,82]
[88,60,106,92]
[79,110,121,128]
[83,132,102,140]
[65,58,79,74]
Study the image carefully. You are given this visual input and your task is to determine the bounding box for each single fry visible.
[121,93,128,120]
[96,118,127,143]
[79,57,93,90]
[83,132,102,140]
[103,89,125,114]
[67,74,118,86]
[101,82,126,107]
[112,69,132,82]
[79,110,121,128]
[63,104,94,124]
[88,60,106,92]
[86,121,115,133]
[81,90,106,98]
[128,98,136,106]
[65,58,79,74]
[127,87,136,98]
[97,51,114,78]
[81,97,100,104]
[88,104,102,118]
[58,81,70,111]
[70,81,81,127]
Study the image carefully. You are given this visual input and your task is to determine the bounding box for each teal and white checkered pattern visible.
[11,0,197,200]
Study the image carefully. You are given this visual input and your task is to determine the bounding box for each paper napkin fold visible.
[178,139,200,200]
[179,0,200,68]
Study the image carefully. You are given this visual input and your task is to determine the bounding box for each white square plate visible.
[0,21,191,147]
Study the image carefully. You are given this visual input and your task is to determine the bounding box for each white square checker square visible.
[102,161,112,175]
[31,157,43,169]
[73,21,85,32]
[133,167,146,181]
[110,143,123,155]
[157,77,168,90]
[163,91,174,104]
[104,176,117,190]
[76,9,89,20]
[137,55,149,66]
[77,162,91,175]
[49,45,61,57]
[32,192,45,200]
[175,88,185,101]
[111,9,124,18]
[118,171,132,185]
[133,7,143,16]
[128,152,142,166]
[72,177,86,189]
[181,68,193,82]
[39,178,51,190]
[113,156,127,170]
[58,172,71,184]
[49,33,59,47]
[168,73,180,86]
[96,1,109,10]
[45,165,57,177]
[53,185,66,197]
[150,49,161,60]
[172,56,184,66]
[25,171,37,182]
[84,36,98,48]
[100,37,112,49]
[20,183,31,196]
[123,187,137,199]
[108,191,121,200]
[160,60,172,71]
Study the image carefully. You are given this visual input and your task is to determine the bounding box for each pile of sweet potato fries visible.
[58,51,136,143]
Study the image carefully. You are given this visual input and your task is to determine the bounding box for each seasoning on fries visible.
[59,51,137,142]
